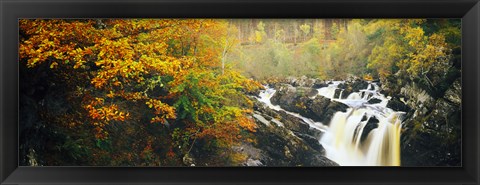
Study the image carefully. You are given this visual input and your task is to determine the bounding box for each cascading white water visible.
[317,81,342,99]
[257,86,328,132]
[318,82,403,166]
[256,82,403,166]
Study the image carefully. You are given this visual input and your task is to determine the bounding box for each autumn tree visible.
[19,19,261,166]
[365,19,455,88]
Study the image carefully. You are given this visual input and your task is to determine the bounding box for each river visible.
[257,81,404,166]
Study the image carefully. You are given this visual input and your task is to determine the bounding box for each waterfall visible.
[257,86,328,132]
[256,81,403,166]
[317,81,342,99]
[318,82,403,166]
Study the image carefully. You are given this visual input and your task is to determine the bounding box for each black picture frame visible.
[1,0,479,184]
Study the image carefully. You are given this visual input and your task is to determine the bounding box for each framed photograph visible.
[1,0,479,184]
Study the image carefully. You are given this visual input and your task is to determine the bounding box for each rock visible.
[387,97,411,112]
[400,92,461,166]
[423,99,459,133]
[246,159,263,166]
[361,115,368,121]
[251,99,338,166]
[443,79,461,106]
[253,113,271,127]
[401,100,461,166]
[308,96,331,121]
[270,85,297,107]
[307,89,319,97]
[296,133,325,153]
[360,116,379,142]
[351,79,369,92]
[400,83,435,110]
[271,85,328,122]
[367,98,382,104]
[307,155,339,166]
[333,89,342,99]
[321,101,349,124]
[312,81,328,88]
[290,76,316,87]
[284,146,294,159]
[303,78,316,88]
[253,100,264,111]
[277,111,310,133]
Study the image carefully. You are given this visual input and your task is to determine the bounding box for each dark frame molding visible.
[1,0,479,184]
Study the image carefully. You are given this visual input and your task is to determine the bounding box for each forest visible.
[19,19,461,166]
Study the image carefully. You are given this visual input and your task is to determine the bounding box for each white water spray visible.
[256,82,403,166]
[318,82,403,166]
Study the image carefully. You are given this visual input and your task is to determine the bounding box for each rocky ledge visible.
[243,100,338,166]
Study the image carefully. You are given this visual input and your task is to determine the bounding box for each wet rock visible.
[334,88,351,99]
[321,101,349,124]
[271,86,330,122]
[277,111,310,133]
[337,80,369,93]
[387,97,411,112]
[361,115,368,121]
[309,97,331,121]
[360,116,379,142]
[333,89,342,99]
[253,115,338,166]
[367,98,382,104]
[312,81,328,88]
[351,80,369,92]
[270,84,297,107]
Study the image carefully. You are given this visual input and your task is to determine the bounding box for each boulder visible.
[307,89,319,97]
[360,116,379,143]
[312,81,328,88]
[367,98,382,104]
[321,101,349,124]
[334,88,351,99]
[289,76,316,87]
[277,111,310,133]
[295,133,325,153]
[308,97,331,121]
[252,114,338,166]
[387,97,411,112]
[351,79,369,92]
